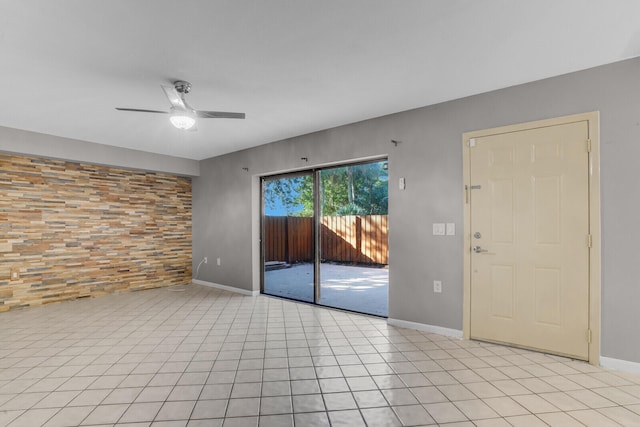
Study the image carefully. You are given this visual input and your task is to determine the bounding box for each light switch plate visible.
[399,177,406,190]
[446,223,455,235]
[433,223,445,235]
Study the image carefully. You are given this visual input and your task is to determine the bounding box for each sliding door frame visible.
[260,157,389,314]
[260,170,316,298]
[313,169,322,303]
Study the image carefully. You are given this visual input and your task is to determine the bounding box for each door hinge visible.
[469,138,476,147]
[586,139,592,153]
[587,329,592,344]
[587,234,593,248]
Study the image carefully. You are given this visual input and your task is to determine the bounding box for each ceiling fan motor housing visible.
[174,81,192,95]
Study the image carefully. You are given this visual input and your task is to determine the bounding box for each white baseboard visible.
[387,318,463,339]
[600,356,640,374]
[192,279,259,297]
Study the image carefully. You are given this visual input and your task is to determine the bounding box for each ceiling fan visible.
[116,81,245,130]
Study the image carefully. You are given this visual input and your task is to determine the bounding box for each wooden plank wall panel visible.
[0,153,192,312]
[264,215,388,265]
[287,216,312,263]
[264,216,287,262]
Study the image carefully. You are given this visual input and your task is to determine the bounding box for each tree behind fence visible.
[263,215,388,265]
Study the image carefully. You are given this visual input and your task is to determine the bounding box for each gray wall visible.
[193,57,640,363]
[0,126,200,176]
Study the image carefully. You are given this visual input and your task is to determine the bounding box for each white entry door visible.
[468,119,591,360]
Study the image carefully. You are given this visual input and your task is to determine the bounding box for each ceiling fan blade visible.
[196,111,246,119]
[115,108,168,114]
[161,85,186,109]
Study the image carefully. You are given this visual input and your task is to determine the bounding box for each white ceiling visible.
[2,1,640,161]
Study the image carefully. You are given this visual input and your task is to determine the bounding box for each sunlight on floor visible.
[264,263,388,316]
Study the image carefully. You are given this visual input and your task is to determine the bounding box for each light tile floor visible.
[1,284,640,427]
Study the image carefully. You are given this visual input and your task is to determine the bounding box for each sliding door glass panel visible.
[318,161,389,316]
[262,173,314,302]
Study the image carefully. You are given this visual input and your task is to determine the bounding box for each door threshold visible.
[261,292,388,319]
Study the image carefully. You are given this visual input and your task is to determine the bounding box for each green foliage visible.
[335,203,367,215]
[263,175,311,216]
[264,161,388,217]
[320,162,388,215]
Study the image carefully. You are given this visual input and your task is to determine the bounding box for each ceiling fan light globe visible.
[169,108,196,130]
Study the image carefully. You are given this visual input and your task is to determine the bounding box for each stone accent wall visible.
[0,153,192,311]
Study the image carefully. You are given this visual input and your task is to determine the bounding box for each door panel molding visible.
[463,112,601,365]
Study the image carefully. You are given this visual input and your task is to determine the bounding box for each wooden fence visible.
[264,215,388,265]
[263,216,313,264]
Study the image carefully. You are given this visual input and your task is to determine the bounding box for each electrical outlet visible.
[204,257,208,264]
[433,280,442,293]
[10,268,19,280]
[217,258,221,266]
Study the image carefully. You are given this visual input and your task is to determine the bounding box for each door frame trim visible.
[258,157,390,316]
[462,112,601,365]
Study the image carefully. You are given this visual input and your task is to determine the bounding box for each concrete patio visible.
[264,263,388,316]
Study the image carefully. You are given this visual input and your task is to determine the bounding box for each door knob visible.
[473,246,488,253]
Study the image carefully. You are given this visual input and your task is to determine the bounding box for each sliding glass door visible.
[318,161,389,316]
[262,173,314,302]
[261,159,389,316]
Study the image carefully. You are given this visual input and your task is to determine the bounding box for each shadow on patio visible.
[264,263,388,316]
